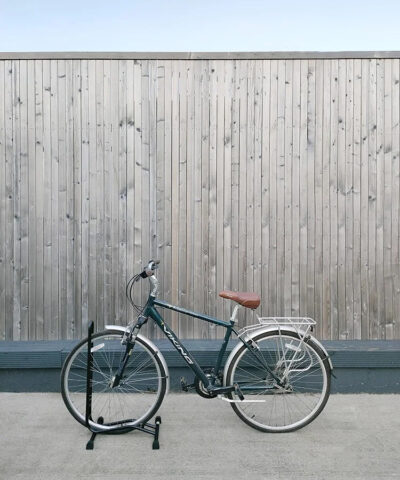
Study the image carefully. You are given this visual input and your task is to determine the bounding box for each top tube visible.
[152,298,233,329]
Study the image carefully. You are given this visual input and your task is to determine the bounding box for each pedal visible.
[180,377,188,391]
[180,377,195,392]
[234,383,245,401]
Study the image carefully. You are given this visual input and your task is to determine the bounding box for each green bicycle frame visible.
[141,295,282,392]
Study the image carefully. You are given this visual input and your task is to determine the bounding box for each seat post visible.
[230,304,241,324]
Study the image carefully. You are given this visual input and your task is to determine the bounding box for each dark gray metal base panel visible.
[1,340,400,393]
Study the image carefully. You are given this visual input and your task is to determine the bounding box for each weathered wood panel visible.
[1,57,400,340]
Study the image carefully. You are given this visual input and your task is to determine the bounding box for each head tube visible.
[149,275,159,297]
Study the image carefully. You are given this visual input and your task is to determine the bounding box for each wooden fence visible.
[1,52,399,341]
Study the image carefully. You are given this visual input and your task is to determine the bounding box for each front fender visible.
[223,326,333,385]
[105,325,170,394]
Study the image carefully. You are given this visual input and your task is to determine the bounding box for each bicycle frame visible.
[140,294,282,393]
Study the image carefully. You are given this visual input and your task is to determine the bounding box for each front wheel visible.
[225,330,331,432]
[61,330,167,431]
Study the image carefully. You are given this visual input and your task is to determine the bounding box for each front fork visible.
[109,315,148,388]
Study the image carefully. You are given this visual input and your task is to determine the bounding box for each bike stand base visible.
[86,416,104,450]
[85,416,162,451]
[152,416,162,450]
[84,322,162,451]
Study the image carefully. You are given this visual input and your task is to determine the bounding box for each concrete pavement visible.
[0,393,400,480]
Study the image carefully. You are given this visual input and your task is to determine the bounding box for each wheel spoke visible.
[61,332,166,431]
[227,331,330,432]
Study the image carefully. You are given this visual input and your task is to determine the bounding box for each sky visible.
[0,0,400,52]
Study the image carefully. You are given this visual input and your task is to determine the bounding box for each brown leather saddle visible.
[219,290,260,310]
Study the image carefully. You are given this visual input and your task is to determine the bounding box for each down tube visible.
[147,305,210,387]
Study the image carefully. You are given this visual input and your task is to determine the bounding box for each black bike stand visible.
[85,322,162,450]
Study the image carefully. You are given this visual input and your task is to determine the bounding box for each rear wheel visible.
[225,330,331,432]
[61,330,167,431]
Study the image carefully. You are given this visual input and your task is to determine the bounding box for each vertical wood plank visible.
[307,60,316,321]
[58,59,67,338]
[253,60,262,310]
[163,60,172,307]
[5,60,14,340]
[50,59,59,339]
[155,60,165,338]
[299,60,308,317]
[95,60,105,331]
[80,60,90,335]
[200,60,210,337]
[208,59,217,336]
[314,59,323,338]
[178,60,188,336]
[110,61,120,328]
[337,59,347,339]
[12,60,21,340]
[170,60,179,331]
[368,59,378,339]
[261,60,271,316]
[65,60,74,339]
[231,60,240,297]
[392,59,400,339]
[291,60,300,317]
[118,60,127,329]
[88,60,97,329]
[322,59,332,339]
[0,61,5,339]
[147,59,157,337]
[344,58,354,339]
[223,58,233,324]
[42,60,52,340]
[246,60,255,307]
[126,59,135,325]
[360,59,370,339]
[34,60,44,339]
[383,59,393,338]
[215,59,225,333]
[376,59,385,338]
[149,60,157,264]
[329,59,339,339]
[192,59,203,335]
[269,60,278,316]
[186,60,195,336]
[283,60,293,317]
[238,59,248,327]
[72,59,82,338]
[276,60,285,315]
[103,60,113,332]
[353,59,362,339]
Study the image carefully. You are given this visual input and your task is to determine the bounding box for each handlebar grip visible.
[139,259,161,278]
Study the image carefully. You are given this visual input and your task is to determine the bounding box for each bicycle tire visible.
[61,330,167,431]
[225,329,331,432]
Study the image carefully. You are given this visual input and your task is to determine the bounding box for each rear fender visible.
[223,326,333,385]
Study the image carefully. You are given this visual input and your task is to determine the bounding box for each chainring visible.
[194,369,222,399]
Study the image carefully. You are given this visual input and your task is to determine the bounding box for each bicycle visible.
[61,260,333,433]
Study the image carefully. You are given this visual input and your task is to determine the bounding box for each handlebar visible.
[139,259,160,279]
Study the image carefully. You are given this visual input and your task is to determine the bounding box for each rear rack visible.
[238,316,316,339]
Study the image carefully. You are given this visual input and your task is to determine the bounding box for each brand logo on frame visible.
[163,325,194,364]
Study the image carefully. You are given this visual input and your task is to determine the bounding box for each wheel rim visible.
[63,333,165,430]
[228,333,329,431]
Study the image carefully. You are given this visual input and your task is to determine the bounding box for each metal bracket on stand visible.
[84,321,162,450]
